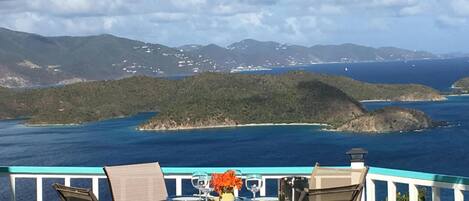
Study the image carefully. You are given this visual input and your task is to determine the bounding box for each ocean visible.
[1,58,469,200]
[248,57,469,91]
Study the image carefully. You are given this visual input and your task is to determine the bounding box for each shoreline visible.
[25,123,81,127]
[360,97,447,103]
[138,122,329,131]
[12,96,458,128]
[360,99,392,103]
[445,93,469,97]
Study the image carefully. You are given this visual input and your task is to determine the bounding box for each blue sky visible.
[0,0,468,53]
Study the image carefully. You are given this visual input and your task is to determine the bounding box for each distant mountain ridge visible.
[185,39,436,68]
[0,27,218,87]
[0,27,438,88]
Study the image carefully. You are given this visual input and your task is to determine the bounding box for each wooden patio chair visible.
[52,183,99,201]
[103,162,168,201]
[300,163,368,201]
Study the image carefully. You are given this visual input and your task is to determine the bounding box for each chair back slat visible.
[104,162,168,201]
[309,163,368,201]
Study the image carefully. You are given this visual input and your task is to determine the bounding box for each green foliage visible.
[385,188,426,201]
[148,74,365,128]
[281,71,442,101]
[0,72,441,126]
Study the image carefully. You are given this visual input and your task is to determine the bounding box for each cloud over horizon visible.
[0,0,468,53]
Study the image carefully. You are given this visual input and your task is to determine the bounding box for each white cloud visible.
[0,0,467,52]
[310,4,345,15]
[371,0,419,7]
[435,15,467,28]
[237,0,278,5]
[236,12,265,26]
[281,16,326,42]
[9,12,43,33]
[398,4,426,16]
[449,0,469,16]
[148,12,189,23]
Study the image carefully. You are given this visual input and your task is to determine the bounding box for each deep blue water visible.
[1,58,469,200]
[2,96,468,173]
[1,96,469,200]
[246,57,469,91]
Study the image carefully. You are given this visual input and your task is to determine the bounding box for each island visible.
[138,80,366,130]
[0,72,445,133]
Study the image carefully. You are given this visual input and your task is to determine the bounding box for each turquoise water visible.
[1,96,469,200]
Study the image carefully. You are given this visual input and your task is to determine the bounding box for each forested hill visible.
[0,72,444,127]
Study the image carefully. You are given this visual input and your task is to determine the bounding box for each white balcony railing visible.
[1,164,468,201]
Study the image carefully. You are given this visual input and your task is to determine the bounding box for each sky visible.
[0,0,468,53]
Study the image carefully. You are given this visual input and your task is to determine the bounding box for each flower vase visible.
[220,192,235,201]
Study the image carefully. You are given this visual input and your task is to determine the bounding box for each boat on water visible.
[230,66,273,73]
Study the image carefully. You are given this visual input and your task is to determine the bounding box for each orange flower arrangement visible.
[210,170,243,195]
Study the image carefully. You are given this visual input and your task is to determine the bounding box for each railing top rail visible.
[1,166,469,185]
[0,166,315,175]
[369,167,469,185]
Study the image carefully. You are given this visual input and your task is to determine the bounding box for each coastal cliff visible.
[392,91,445,101]
[335,107,435,133]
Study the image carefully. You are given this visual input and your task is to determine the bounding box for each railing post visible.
[9,175,16,201]
[347,148,367,201]
[387,181,396,201]
[366,178,375,201]
[64,177,71,186]
[347,148,367,169]
[36,176,43,201]
[92,177,99,199]
[408,184,418,201]
[260,178,266,196]
[454,188,464,201]
[175,178,182,196]
[362,188,365,201]
[431,187,440,201]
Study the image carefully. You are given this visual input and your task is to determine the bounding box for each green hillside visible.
[0,27,437,88]
[0,72,444,126]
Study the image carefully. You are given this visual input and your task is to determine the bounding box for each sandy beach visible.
[138,122,329,131]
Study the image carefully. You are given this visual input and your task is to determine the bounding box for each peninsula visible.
[452,77,469,94]
[0,72,445,133]
[335,107,436,133]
